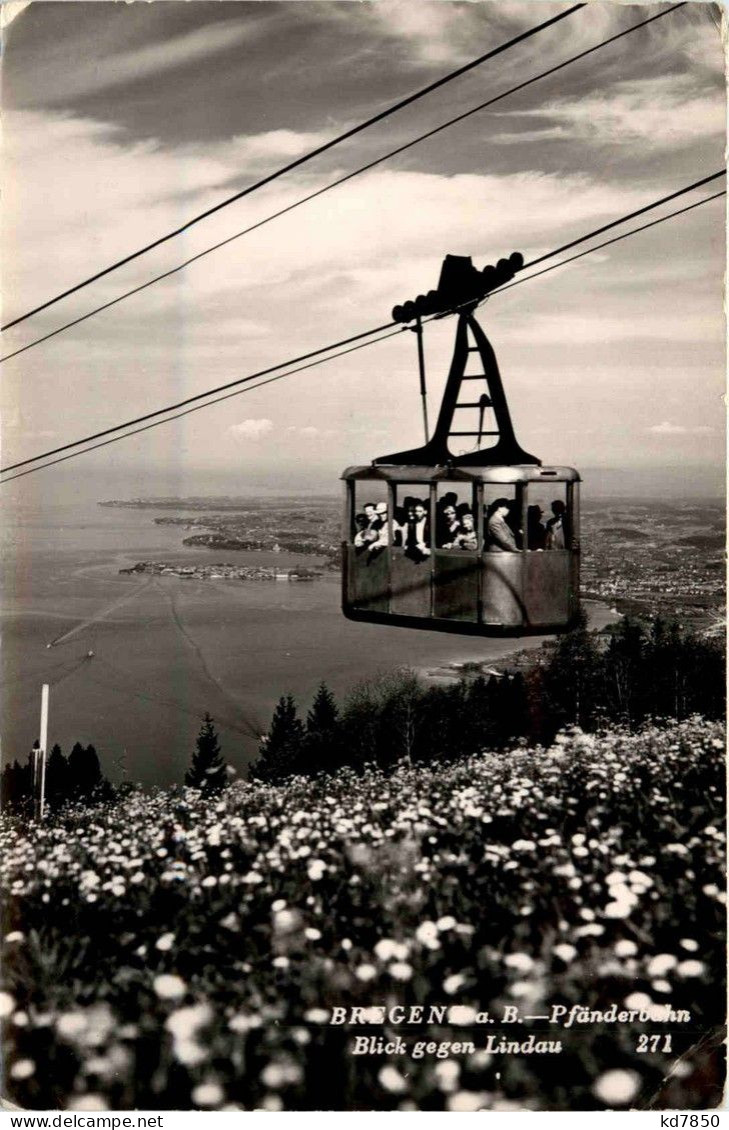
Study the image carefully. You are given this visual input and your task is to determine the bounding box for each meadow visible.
[1,718,725,1111]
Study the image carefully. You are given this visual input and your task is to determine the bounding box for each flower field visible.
[1,718,725,1111]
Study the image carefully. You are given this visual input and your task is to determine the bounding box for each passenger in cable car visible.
[368,503,389,554]
[436,500,460,548]
[486,498,518,552]
[402,499,431,561]
[392,497,412,547]
[527,505,546,551]
[506,498,523,548]
[451,509,478,550]
[353,512,372,549]
[545,499,567,550]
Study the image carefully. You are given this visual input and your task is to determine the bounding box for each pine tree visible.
[68,742,103,798]
[46,743,69,808]
[249,695,305,783]
[0,762,22,812]
[305,683,341,775]
[543,615,605,735]
[186,714,227,794]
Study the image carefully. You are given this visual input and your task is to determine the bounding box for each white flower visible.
[434,1060,460,1093]
[593,1069,641,1106]
[604,901,633,920]
[4,932,25,943]
[355,964,377,983]
[646,954,677,978]
[173,1039,207,1066]
[10,1059,35,1080]
[307,859,326,881]
[192,1081,224,1107]
[614,940,638,958]
[448,1091,488,1112]
[437,916,456,931]
[389,961,413,981]
[56,1011,87,1039]
[679,938,699,952]
[272,908,301,935]
[624,992,652,1010]
[415,921,440,949]
[305,927,322,941]
[261,1060,302,1088]
[504,952,534,974]
[677,959,705,978]
[443,973,466,995]
[303,1008,329,1024]
[374,939,408,963]
[201,875,217,888]
[378,1065,408,1094]
[165,1003,212,1040]
[553,943,577,963]
[0,992,15,1019]
[153,974,186,1000]
[155,932,175,952]
[229,1012,261,1033]
[68,1096,109,1111]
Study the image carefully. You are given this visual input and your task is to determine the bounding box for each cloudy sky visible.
[1,0,725,499]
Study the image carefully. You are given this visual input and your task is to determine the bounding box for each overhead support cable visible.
[492,189,726,297]
[522,170,725,270]
[0,2,685,367]
[0,327,409,483]
[1,3,585,332]
[1,322,399,473]
[1,179,722,485]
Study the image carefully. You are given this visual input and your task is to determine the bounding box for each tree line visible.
[248,613,725,783]
[2,614,724,807]
[0,741,111,814]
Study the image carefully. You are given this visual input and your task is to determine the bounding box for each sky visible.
[1,0,726,501]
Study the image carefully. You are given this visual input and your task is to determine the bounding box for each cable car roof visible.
[341,464,580,484]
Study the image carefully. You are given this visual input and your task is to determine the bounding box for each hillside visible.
[1,719,725,1111]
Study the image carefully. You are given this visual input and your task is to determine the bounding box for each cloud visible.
[1,66,723,478]
[647,422,715,435]
[492,75,725,149]
[286,425,336,438]
[230,130,329,163]
[45,22,256,102]
[228,419,274,442]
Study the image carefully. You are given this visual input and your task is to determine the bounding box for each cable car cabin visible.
[342,465,580,635]
[341,253,581,637]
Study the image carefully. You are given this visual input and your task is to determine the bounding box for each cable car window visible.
[350,481,389,555]
[526,482,570,551]
[393,484,432,561]
[435,484,477,550]
[482,485,522,552]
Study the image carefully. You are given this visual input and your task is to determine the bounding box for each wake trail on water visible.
[154,580,263,740]
[92,656,257,740]
[47,579,155,647]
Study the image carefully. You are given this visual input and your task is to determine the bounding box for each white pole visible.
[38,684,49,821]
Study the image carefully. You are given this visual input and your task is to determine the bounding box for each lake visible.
[0,495,616,785]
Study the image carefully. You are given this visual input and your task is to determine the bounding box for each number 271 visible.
[636,1035,672,1053]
